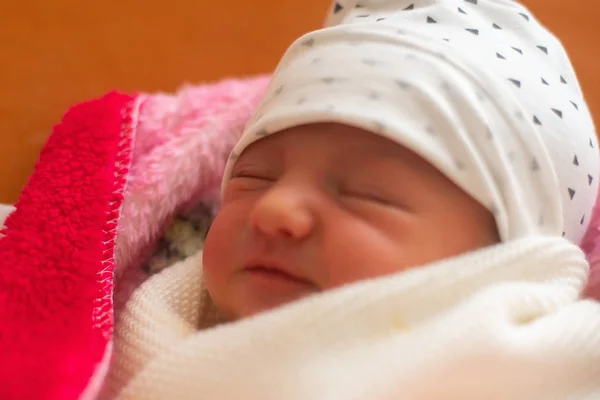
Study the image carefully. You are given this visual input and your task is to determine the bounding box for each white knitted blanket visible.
[103,235,600,400]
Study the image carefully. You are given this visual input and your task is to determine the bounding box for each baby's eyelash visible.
[230,170,275,181]
[341,190,392,205]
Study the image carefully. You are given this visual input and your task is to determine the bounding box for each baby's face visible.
[203,123,498,321]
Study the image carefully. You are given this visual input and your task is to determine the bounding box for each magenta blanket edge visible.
[0,92,137,400]
[0,75,270,400]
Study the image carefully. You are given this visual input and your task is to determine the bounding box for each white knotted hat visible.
[223,0,598,244]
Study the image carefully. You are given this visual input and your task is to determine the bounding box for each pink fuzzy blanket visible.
[0,75,598,400]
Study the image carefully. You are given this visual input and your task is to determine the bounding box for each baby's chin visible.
[217,300,302,323]
[216,281,319,322]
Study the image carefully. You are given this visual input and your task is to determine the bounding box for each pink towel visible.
[0,76,268,400]
[0,74,597,400]
[580,189,600,298]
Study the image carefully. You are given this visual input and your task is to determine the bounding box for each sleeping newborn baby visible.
[106,1,600,398]
[203,122,499,320]
[203,0,598,321]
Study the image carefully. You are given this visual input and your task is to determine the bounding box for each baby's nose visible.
[249,183,316,240]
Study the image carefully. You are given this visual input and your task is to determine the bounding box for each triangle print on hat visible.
[244,0,599,245]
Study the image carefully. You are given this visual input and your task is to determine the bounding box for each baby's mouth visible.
[242,254,317,289]
[239,259,319,312]
[245,265,313,286]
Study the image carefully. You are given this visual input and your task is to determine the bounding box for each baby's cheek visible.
[323,226,406,288]
[435,204,499,254]
[202,213,239,288]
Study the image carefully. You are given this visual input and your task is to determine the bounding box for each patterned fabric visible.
[223,0,599,244]
[145,202,216,275]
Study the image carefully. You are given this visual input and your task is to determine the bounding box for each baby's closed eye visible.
[339,182,408,209]
[231,171,274,181]
[225,167,277,198]
[230,162,278,181]
[341,188,393,205]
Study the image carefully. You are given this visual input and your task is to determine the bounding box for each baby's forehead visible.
[236,123,438,176]
[240,123,408,158]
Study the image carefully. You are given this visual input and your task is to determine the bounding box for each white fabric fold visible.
[105,236,600,399]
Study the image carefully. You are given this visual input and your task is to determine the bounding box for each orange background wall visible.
[1,0,598,203]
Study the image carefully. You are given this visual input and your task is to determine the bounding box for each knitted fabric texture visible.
[107,236,600,399]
